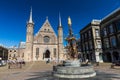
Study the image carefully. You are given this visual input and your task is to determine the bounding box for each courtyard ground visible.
[0,61,120,80]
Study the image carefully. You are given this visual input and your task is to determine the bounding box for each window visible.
[118,36,120,46]
[10,50,12,52]
[82,44,85,51]
[85,43,88,50]
[111,37,116,47]
[97,41,101,48]
[82,34,84,40]
[88,31,91,39]
[89,41,93,49]
[81,34,83,40]
[85,33,87,39]
[119,36,120,42]
[53,48,56,57]
[99,53,103,61]
[104,39,109,48]
[95,29,99,37]
[116,21,120,31]
[36,48,39,56]
[14,50,16,52]
[13,54,16,58]
[44,29,46,31]
[44,36,50,43]
[103,28,107,36]
[22,53,24,57]
[48,29,50,32]
[9,54,11,57]
[109,24,114,33]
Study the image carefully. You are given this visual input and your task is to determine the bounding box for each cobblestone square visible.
[0,62,120,80]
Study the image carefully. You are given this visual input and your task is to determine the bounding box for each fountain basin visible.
[53,61,96,79]
[63,60,81,67]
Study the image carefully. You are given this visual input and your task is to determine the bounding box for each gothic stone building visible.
[18,9,64,62]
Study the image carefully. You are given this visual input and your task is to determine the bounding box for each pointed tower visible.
[25,8,34,62]
[58,13,63,62]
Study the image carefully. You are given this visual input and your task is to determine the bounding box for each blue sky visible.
[0,0,120,47]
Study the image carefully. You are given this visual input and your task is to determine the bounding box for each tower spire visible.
[59,13,62,27]
[28,7,33,23]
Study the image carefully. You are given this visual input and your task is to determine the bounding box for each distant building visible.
[100,8,120,62]
[80,20,103,62]
[8,46,18,60]
[0,46,8,60]
[18,42,26,59]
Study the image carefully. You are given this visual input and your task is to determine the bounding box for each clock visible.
[44,36,50,43]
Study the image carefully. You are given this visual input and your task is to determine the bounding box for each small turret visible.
[58,13,63,62]
[25,7,34,62]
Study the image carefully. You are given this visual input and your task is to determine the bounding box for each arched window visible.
[36,48,39,56]
[53,48,56,57]
[44,29,46,31]
[22,53,24,57]
[48,29,50,32]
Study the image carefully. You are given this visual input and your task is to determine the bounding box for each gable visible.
[35,18,57,37]
[34,18,57,44]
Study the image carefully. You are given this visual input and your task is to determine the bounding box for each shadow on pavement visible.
[26,70,120,80]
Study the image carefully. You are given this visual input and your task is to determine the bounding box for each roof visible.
[80,19,101,33]
[101,7,120,24]
[19,42,26,48]
[0,45,8,50]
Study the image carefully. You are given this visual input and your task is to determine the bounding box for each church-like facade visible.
[23,8,64,62]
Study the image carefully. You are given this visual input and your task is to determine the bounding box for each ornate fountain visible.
[53,17,96,78]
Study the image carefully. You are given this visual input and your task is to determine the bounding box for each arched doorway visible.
[112,52,119,62]
[44,50,50,58]
[103,52,112,62]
